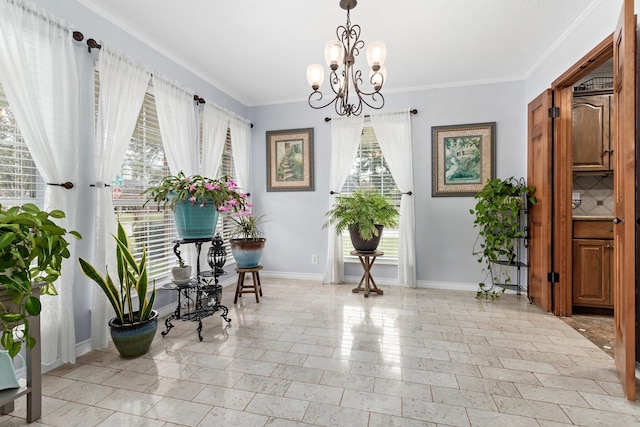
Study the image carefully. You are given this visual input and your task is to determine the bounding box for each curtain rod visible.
[324,108,418,122]
[71,31,253,128]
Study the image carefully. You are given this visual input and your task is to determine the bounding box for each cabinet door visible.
[572,94,612,172]
[572,238,612,307]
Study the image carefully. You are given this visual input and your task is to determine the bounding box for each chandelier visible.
[306,0,386,117]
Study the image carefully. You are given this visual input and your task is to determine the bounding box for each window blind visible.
[95,73,177,284]
[0,83,44,207]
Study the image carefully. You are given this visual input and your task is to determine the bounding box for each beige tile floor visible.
[3,278,640,426]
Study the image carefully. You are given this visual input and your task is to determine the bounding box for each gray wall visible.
[249,81,526,288]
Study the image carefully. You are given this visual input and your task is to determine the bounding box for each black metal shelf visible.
[160,235,231,341]
[482,191,529,297]
[492,260,527,268]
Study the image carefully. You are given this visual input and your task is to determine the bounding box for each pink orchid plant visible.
[143,171,247,213]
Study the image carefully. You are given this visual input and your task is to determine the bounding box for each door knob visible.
[613,217,623,224]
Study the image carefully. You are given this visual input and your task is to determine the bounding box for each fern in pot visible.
[324,189,399,253]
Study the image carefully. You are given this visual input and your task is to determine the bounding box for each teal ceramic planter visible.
[230,238,266,268]
[172,198,219,239]
[109,310,158,358]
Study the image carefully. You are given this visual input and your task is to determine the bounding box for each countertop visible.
[572,216,614,221]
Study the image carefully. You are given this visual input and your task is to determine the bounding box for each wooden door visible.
[527,90,553,312]
[612,0,636,401]
[572,94,612,172]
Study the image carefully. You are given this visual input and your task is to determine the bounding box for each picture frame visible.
[266,128,314,192]
[431,122,496,197]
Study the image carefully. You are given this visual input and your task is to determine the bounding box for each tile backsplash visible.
[572,174,613,216]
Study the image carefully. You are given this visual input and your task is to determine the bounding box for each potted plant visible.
[171,258,192,284]
[230,211,267,268]
[0,203,81,357]
[470,177,536,299]
[142,171,248,239]
[79,221,157,357]
[323,189,399,253]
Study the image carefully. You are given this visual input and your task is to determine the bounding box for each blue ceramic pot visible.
[172,198,219,239]
[230,238,266,268]
[109,310,158,358]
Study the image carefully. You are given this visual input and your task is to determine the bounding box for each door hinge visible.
[548,107,560,118]
[547,271,559,283]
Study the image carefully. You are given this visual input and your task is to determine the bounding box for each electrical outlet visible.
[311,254,318,264]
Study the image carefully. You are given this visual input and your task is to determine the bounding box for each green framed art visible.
[266,128,314,192]
[431,122,496,197]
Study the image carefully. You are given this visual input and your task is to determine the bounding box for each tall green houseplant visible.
[0,203,81,357]
[471,177,535,299]
[79,221,157,357]
[79,221,155,325]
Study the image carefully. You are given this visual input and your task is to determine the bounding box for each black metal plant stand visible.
[161,234,231,341]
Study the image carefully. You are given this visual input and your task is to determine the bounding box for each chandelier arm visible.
[357,92,385,111]
[328,70,343,96]
[308,91,340,110]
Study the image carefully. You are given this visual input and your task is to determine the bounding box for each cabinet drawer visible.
[573,220,614,239]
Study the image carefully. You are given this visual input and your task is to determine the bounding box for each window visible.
[114,91,177,283]
[0,83,44,208]
[95,74,177,285]
[341,126,400,259]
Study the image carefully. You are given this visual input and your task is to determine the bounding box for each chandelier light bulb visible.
[306,64,325,90]
[324,40,344,70]
[366,41,386,70]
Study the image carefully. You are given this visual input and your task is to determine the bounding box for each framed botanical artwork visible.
[431,122,496,197]
[266,128,314,192]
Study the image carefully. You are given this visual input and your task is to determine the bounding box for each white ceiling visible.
[78,0,596,107]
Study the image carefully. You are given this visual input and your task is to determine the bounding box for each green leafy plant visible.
[231,211,268,240]
[471,177,536,299]
[323,188,399,240]
[79,221,155,325]
[0,203,81,357]
[142,170,248,213]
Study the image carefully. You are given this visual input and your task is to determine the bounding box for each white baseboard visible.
[416,280,479,291]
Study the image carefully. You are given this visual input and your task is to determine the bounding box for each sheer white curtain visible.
[371,109,416,287]
[201,103,229,178]
[91,45,151,348]
[0,0,80,364]
[153,74,199,175]
[323,116,364,284]
[229,114,252,195]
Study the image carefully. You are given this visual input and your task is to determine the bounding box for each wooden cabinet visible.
[572,219,614,308]
[572,93,612,172]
